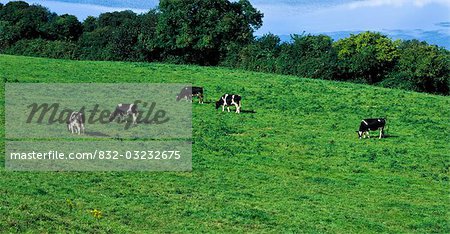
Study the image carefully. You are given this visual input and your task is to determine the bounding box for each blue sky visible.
[1,0,449,48]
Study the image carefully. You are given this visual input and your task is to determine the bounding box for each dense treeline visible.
[1,1,449,95]
[228,32,450,94]
[0,0,263,64]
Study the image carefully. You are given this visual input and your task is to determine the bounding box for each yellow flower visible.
[90,209,102,219]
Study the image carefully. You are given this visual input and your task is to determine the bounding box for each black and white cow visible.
[357,118,386,139]
[176,86,204,104]
[109,103,138,124]
[215,94,242,113]
[67,112,85,134]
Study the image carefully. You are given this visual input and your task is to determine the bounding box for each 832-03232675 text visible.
[9,150,182,160]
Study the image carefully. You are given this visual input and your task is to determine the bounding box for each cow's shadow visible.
[214,109,257,114]
[241,109,257,114]
[383,134,399,138]
[84,131,110,137]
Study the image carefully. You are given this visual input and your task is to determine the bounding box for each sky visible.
[1,0,449,48]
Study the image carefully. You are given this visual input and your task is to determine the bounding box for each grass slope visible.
[0,55,449,233]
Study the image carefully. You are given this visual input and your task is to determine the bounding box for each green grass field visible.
[0,55,449,233]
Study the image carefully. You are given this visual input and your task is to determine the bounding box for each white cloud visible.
[347,0,450,9]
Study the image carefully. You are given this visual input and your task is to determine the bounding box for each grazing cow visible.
[215,94,242,113]
[176,86,204,104]
[67,112,84,135]
[357,118,386,139]
[109,103,138,124]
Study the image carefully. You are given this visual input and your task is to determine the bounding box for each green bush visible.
[276,34,337,80]
[333,32,398,84]
[4,39,78,59]
[389,40,449,95]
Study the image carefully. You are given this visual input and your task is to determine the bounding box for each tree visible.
[0,1,30,22]
[385,40,449,94]
[334,31,398,84]
[276,34,337,79]
[82,16,97,33]
[97,10,137,28]
[45,14,82,41]
[136,10,160,61]
[78,27,112,60]
[230,33,281,72]
[78,11,140,61]
[155,0,263,65]
[108,19,141,61]
[0,2,53,48]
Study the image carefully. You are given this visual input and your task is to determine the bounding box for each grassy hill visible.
[0,55,449,233]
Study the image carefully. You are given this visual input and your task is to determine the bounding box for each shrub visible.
[388,40,449,95]
[4,39,78,59]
